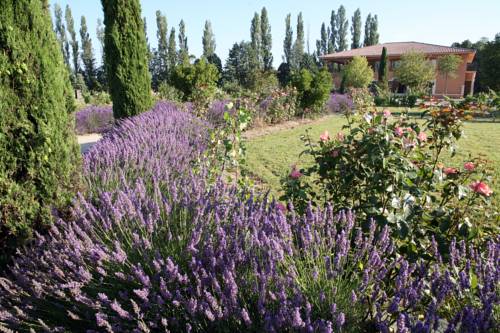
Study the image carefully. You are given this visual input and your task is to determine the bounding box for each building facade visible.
[320,42,476,98]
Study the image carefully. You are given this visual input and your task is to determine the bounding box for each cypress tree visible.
[378,46,388,85]
[80,16,98,91]
[320,22,328,54]
[292,12,304,69]
[101,0,152,119]
[168,27,177,75]
[283,14,293,64]
[260,7,273,70]
[328,10,337,53]
[178,20,189,64]
[364,14,372,46]
[202,20,216,57]
[250,12,261,69]
[336,5,348,51]
[370,15,380,45]
[53,3,70,67]
[351,9,362,49]
[0,0,79,256]
[65,5,79,74]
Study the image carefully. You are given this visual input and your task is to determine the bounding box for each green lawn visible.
[245,114,500,203]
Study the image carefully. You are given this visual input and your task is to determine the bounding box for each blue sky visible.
[50,0,500,67]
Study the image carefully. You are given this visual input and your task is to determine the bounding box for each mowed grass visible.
[245,114,500,205]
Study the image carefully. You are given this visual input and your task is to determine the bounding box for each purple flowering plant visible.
[75,105,114,135]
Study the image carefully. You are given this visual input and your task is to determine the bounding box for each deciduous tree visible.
[437,54,462,95]
[351,9,362,49]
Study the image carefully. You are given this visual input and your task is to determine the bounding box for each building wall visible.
[329,53,472,97]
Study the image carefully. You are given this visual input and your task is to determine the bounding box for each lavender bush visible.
[326,94,354,114]
[0,102,498,332]
[75,105,114,135]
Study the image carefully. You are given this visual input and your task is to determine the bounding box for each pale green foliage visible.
[394,51,435,94]
[343,56,374,88]
[202,20,216,57]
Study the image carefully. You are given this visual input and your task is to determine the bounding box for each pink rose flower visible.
[469,181,493,197]
[406,127,414,133]
[320,130,330,142]
[464,162,475,171]
[443,167,458,175]
[383,109,391,118]
[394,127,404,137]
[417,131,427,142]
[336,132,345,141]
[289,166,302,179]
[331,149,340,158]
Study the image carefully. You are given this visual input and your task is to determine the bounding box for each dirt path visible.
[77,133,102,153]
[243,114,337,139]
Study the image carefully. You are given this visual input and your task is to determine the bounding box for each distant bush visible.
[342,56,374,88]
[259,86,299,123]
[75,105,114,134]
[82,91,112,105]
[291,68,333,115]
[157,82,184,102]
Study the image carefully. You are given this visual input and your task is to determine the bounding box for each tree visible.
[65,5,78,74]
[202,20,216,57]
[260,7,273,70]
[178,20,189,64]
[80,16,98,91]
[206,53,223,80]
[168,28,177,75]
[477,34,500,92]
[250,12,261,69]
[277,62,292,86]
[351,9,362,49]
[96,18,105,63]
[364,14,372,47]
[336,5,348,51]
[153,10,168,88]
[283,14,293,64]
[0,0,79,254]
[223,41,259,89]
[328,10,337,53]
[291,68,333,112]
[292,12,304,69]
[369,15,380,45]
[53,4,70,67]
[101,0,152,119]
[343,56,374,88]
[378,46,388,85]
[437,54,462,95]
[319,22,328,54]
[394,51,435,94]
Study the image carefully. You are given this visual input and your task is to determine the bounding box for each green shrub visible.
[342,56,374,88]
[102,0,152,119]
[171,58,219,113]
[282,102,496,258]
[82,91,112,105]
[157,82,184,102]
[291,68,333,115]
[0,0,80,263]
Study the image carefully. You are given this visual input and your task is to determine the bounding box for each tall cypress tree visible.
[351,9,362,49]
[65,5,78,74]
[178,20,189,64]
[364,14,372,46]
[101,0,152,119]
[283,13,293,64]
[168,27,177,74]
[260,7,273,70]
[292,12,304,69]
[336,5,348,51]
[378,46,388,85]
[202,20,216,57]
[53,3,70,67]
[155,10,168,85]
[320,22,328,54]
[80,16,98,91]
[0,0,79,254]
[328,10,337,53]
[370,15,380,45]
[250,12,261,69]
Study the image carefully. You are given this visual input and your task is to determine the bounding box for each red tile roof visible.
[320,42,475,61]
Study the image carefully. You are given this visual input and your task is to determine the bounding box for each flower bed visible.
[75,105,114,135]
[0,102,498,332]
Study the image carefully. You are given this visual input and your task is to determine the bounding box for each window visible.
[390,60,401,70]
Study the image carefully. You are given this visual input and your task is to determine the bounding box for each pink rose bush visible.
[282,103,497,258]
